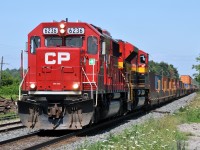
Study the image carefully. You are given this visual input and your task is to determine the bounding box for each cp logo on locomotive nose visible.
[45,52,70,64]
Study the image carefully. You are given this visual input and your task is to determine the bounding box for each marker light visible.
[60,23,65,28]
[60,29,65,34]
[30,83,36,89]
[72,83,79,90]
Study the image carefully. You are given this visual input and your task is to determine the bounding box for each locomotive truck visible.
[18,19,197,130]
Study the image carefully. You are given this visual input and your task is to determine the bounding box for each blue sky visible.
[0,0,199,77]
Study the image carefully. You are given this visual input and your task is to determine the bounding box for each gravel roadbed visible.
[178,123,200,149]
[0,128,38,142]
[56,93,197,150]
[0,93,196,149]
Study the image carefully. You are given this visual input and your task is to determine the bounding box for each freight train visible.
[18,19,199,130]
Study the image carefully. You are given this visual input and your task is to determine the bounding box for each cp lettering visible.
[45,52,70,64]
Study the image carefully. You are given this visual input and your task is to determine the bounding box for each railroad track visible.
[0,129,75,149]
[0,114,19,121]
[0,105,170,149]
[0,121,25,133]
[0,109,145,150]
[0,95,191,149]
[0,131,42,149]
[26,111,146,149]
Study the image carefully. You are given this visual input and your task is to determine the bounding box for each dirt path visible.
[178,123,200,150]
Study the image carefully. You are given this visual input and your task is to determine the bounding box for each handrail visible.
[81,67,93,98]
[19,68,29,100]
[81,67,98,107]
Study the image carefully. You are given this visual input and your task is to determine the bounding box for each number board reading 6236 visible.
[67,28,85,34]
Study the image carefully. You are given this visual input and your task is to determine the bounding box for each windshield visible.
[66,36,82,47]
[30,36,40,54]
[140,55,146,64]
[45,37,62,47]
[45,36,83,47]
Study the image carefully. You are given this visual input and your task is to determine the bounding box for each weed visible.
[78,93,200,150]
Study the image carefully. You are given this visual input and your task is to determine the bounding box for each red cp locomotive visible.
[18,19,149,130]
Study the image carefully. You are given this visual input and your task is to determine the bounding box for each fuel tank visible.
[101,93,121,119]
[105,100,121,118]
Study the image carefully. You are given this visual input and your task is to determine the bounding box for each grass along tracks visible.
[77,92,200,150]
[0,93,198,149]
[0,95,172,149]
[0,112,18,122]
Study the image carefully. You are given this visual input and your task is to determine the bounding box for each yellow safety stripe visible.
[118,62,123,69]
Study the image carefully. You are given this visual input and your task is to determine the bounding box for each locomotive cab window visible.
[45,37,62,47]
[140,55,146,64]
[65,36,83,47]
[30,36,40,54]
[87,36,98,54]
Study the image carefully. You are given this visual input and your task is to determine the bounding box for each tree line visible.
[0,68,21,97]
[192,54,200,83]
[149,60,179,79]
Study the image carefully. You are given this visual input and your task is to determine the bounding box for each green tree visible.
[0,68,21,97]
[149,60,179,79]
[1,68,21,86]
[192,54,200,83]
[1,71,13,86]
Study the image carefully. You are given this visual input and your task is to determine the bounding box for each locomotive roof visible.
[29,21,102,36]
[28,20,120,45]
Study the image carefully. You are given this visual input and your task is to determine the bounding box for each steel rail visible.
[0,125,25,133]
[0,121,25,133]
[25,110,145,150]
[0,131,40,145]
[25,93,189,149]
[24,131,77,150]
[1,93,195,149]
[0,121,21,127]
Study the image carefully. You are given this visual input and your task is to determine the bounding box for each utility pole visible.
[0,56,3,86]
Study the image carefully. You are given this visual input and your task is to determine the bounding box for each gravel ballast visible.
[0,128,38,142]
[0,93,197,149]
[55,93,197,150]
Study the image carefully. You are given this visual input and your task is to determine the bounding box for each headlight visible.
[60,23,65,28]
[60,29,65,34]
[30,83,36,89]
[72,83,79,90]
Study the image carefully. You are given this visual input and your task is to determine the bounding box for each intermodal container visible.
[155,75,162,90]
[180,75,192,84]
